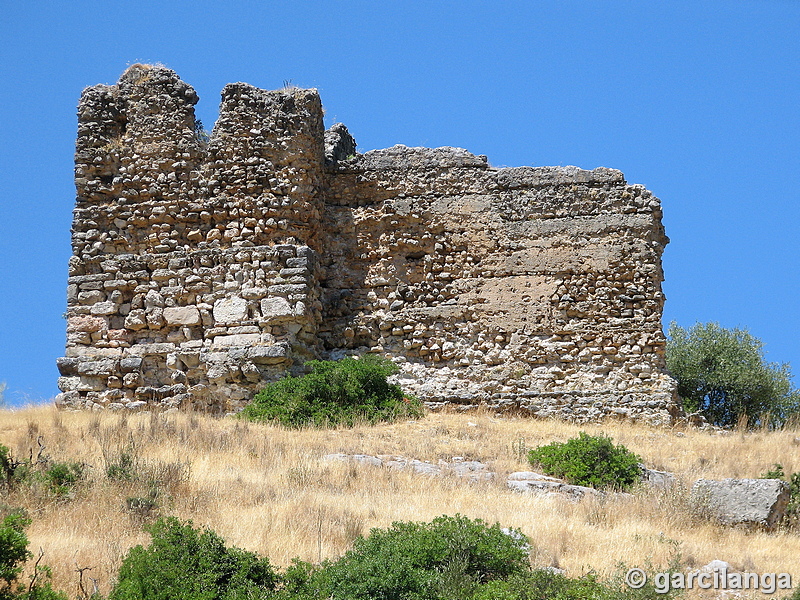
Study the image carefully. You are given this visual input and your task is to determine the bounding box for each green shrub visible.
[317,514,529,600]
[0,511,67,600]
[107,452,136,481]
[527,432,642,491]
[512,570,613,600]
[0,440,84,498]
[240,355,423,428]
[41,462,84,497]
[104,515,681,600]
[109,517,278,600]
[470,567,685,600]
[0,512,30,599]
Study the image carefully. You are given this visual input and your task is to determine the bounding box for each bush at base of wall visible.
[239,355,424,428]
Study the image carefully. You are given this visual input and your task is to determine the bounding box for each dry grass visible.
[1,405,799,599]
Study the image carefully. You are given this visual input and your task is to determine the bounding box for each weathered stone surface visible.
[260,297,294,320]
[691,478,790,529]
[247,345,288,364]
[163,306,201,326]
[124,310,147,331]
[67,315,106,333]
[211,333,261,348]
[56,357,80,376]
[90,301,117,315]
[213,297,248,325]
[507,471,601,500]
[639,464,676,489]
[119,357,143,372]
[56,64,678,418]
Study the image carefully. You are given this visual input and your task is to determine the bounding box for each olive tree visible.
[666,322,800,428]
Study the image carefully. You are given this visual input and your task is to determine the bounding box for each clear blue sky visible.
[1,1,798,406]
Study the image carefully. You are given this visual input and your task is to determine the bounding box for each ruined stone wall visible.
[57,65,679,423]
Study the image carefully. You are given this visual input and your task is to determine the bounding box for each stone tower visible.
[57,65,680,423]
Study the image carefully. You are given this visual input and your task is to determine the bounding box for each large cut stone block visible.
[691,478,790,529]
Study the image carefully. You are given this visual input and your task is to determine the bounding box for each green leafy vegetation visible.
[109,517,278,600]
[0,511,67,600]
[0,443,83,498]
[666,322,800,428]
[40,462,84,497]
[106,452,135,481]
[240,355,424,428]
[527,432,642,491]
[106,515,679,600]
[317,514,529,600]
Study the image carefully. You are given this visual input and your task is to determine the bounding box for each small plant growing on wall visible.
[239,355,424,428]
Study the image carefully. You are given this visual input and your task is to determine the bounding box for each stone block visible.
[124,309,148,331]
[691,478,790,529]
[56,357,80,376]
[77,376,106,392]
[77,359,118,376]
[129,343,176,356]
[640,465,676,489]
[506,471,601,500]
[212,333,261,348]
[67,315,106,333]
[267,284,309,296]
[247,345,288,364]
[120,357,143,373]
[90,301,117,315]
[260,296,294,320]
[213,297,248,324]
[163,306,201,326]
[78,290,105,304]
[57,376,81,392]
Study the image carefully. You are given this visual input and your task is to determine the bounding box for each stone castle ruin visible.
[56,64,680,423]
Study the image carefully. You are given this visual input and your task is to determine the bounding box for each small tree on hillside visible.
[666,321,800,428]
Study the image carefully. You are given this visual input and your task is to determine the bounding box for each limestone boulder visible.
[691,478,790,529]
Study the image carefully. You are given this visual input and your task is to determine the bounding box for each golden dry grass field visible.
[1,405,799,599]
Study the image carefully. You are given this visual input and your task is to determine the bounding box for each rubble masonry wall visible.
[56,65,679,423]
